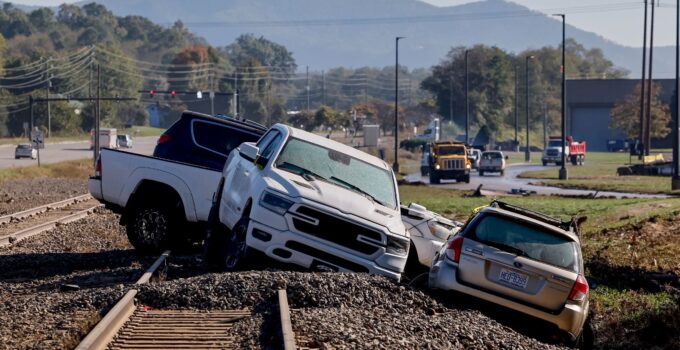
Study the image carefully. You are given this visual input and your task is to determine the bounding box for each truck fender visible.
[120,167,198,222]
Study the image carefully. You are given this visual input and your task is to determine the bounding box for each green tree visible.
[314,105,337,129]
[609,82,670,139]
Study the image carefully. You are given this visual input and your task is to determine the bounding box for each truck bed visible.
[89,148,222,223]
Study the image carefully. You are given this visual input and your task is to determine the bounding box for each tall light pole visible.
[639,0,649,159]
[465,49,470,144]
[644,0,656,156]
[393,36,405,172]
[525,55,534,162]
[514,65,519,152]
[673,0,680,190]
[554,13,568,180]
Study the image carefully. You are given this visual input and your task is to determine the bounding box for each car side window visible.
[192,120,256,157]
[256,130,278,149]
[259,132,283,161]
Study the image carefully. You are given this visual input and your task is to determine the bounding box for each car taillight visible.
[95,156,102,177]
[444,236,464,263]
[157,134,170,145]
[569,274,589,302]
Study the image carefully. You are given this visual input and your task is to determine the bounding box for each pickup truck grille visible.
[442,159,463,170]
[547,149,559,157]
[292,206,382,255]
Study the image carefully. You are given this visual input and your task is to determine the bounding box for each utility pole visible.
[644,0,656,156]
[554,13,568,180]
[465,49,470,145]
[543,95,548,149]
[95,64,101,162]
[673,0,680,190]
[45,60,52,138]
[233,72,238,116]
[640,0,649,159]
[29,95,34,136]
[306,65,310,111]
[321,70,325,106]
[514,65,519,152]
[525,55,534,162]
[394,36,405,172]
[449,78,454,125]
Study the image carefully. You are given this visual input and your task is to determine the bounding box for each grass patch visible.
[518,152,676,194]
[0,158,93,184]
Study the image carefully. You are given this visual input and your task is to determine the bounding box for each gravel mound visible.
[0,177,86,216]
[136,271,566,349]
[0,208,153,350]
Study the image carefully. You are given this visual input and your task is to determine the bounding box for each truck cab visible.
[208,124,410,280]
[428,141,471,184]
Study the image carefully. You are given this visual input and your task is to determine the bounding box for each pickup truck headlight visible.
[260,192,294,215]
[386,235,410,256]
[427,220,455,241]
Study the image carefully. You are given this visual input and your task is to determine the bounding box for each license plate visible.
[499,268,529,289]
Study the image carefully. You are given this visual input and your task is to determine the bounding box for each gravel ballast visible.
[0,177,87,216]
[136,271,567,350]
[0,208,153,350]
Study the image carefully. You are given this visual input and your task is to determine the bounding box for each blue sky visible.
[9,0,677,47]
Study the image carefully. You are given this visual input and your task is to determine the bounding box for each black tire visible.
[404,244,428,280]
[500,170,505,176]
[542,161,547,166]
[479,170,485,176]
[464,175,470,183]
[219,217,252,271]
[570,316,594,349]
[126,204,176,254]
[429,172,440,185]
[571,155,578,165]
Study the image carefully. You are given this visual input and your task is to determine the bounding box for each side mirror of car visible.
[239,142,260,162]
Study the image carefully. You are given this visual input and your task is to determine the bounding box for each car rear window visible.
[467,214,578,272]
[483,152,502,159]
[18,144,31,149]
[192,120,258,157]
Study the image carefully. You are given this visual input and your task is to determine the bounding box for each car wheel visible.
[429,173,440,185]
[500,170,505,176]
[221,217,251,271]
[14,156,19,159]
[464,175,470,183]
[126,204,176,254]
[479,170,484,176]
[542,161,547,166]
[570,316,594,349]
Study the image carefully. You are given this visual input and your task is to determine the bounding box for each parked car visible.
[204,123,410,280]
[154,111,267,171]
[428,201,591,346]
[89,111,267,253]
[401,203,461,275]
[14,143,37,159]
[117,134,133,148]
[606,139,631,152]
[468,148,482,170]
[479,150,506,176]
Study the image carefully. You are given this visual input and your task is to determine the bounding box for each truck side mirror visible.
[239,142,260,162]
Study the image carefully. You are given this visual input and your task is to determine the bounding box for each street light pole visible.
[673,0,680,189]
[554,13,568,180]
[514,65,519,152]
[640,0,649,159]
[465,49,470,145]
[393,36,405,172]
[525,55,534,162]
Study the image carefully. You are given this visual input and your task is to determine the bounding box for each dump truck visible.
[428,141,471,184]
[542,136,586,166]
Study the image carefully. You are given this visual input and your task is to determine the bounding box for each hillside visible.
[73,0,673,76]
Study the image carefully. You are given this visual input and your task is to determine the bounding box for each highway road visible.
[0,136,158,169]
[405,163,669,199]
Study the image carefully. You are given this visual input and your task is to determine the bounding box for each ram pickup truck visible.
[205,123,410,280]
[88,111,265,253]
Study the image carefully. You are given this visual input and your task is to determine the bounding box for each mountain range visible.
[8,0,676,77]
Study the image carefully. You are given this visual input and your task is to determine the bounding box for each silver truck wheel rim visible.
[137,209,167,245]
[225,225,246,269]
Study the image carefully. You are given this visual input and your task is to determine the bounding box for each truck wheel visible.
[464,175,470,183]
[542,161,547,166]
[571,155,578,165]
[500,170,505,176]
[479,170,484,176]
[126,204,176,254]
[221,217,252,271]
[579,155,585,166]
[429,173,440,185]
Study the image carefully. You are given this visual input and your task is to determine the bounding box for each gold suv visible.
[429,201,590,345]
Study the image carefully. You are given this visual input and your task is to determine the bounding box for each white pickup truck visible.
[205,124,410,280]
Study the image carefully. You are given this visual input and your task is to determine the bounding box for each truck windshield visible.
[438,146,465,156]
[548,140,566,148]
[275,138,397,208]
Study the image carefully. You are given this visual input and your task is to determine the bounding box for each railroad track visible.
[76,251,297,350]
[0,194,101,248]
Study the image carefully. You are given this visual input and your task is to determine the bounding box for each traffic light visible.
[170,90,177,98]
[149,89,155,98]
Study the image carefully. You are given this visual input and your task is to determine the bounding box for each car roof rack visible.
[489,200,575,232]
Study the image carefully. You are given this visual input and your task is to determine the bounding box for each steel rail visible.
[0,203,101,248]
[0,194,92,225]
